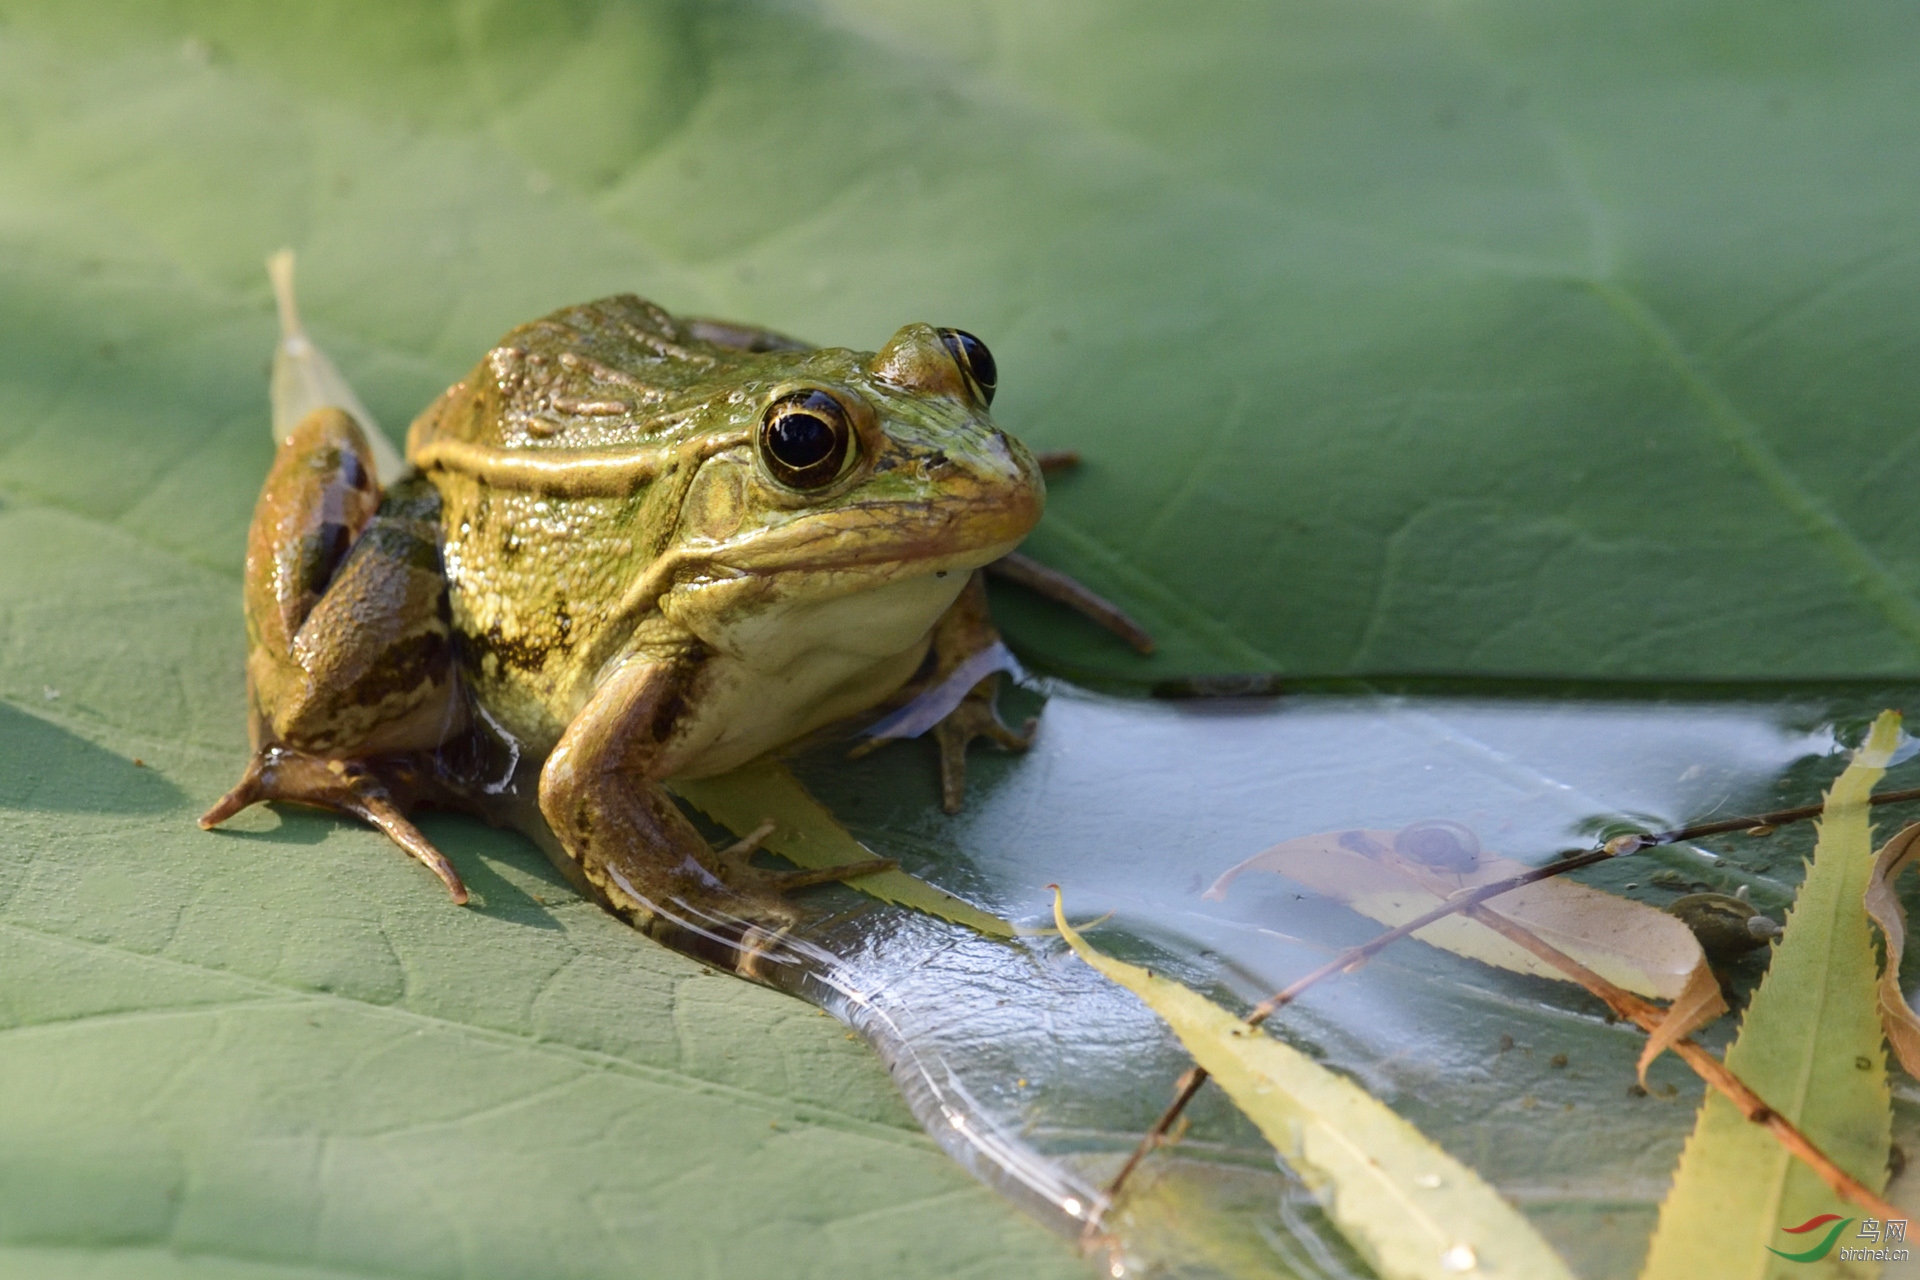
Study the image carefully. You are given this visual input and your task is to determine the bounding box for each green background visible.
[0,1,1916,1275]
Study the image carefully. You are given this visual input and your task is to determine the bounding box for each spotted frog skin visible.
[202,294,1051,949]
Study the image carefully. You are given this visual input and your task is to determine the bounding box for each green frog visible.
[201,272,1143,955]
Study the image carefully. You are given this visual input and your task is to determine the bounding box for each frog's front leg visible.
[848,572,1035,813]
[538,655,890,946]
[922,573,1037,814]
[859,563,1155,812]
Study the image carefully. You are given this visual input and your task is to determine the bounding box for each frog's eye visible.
[937,328,996,406]
[759,389,854,490]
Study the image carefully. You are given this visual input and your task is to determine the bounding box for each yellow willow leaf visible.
[1207,823,1712,1001]
[1863,820,1920,1076]
[1639,712,1900,1280]
[671,758,1015,939]
[1054,893,1576,1280]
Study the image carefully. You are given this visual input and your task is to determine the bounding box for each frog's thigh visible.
[537,656,748,922]
[266,478,458,756]
[210,454,467,902]
[243,407,380,668]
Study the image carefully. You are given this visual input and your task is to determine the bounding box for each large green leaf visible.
[4,3,1920,1278]
[5,1,1919,682]
[0,525,1084,1278]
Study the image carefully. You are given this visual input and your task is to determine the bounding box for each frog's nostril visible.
[925,449,949,470]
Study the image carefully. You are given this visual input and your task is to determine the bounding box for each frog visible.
[200,282,1143,961]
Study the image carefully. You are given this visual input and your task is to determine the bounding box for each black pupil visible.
[768,411,835,469]
[940,329,997,404]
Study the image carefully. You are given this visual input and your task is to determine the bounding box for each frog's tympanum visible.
[202,292,1130,962]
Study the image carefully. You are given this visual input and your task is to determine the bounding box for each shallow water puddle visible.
[663,683,1920,1279]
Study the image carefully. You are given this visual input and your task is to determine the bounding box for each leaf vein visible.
[1593,280,1920,656]
[0,918,930,1146]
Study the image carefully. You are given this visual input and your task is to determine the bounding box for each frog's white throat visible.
[654,565,975,780]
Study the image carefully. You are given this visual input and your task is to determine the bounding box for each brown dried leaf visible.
[1863,820,1920,1076]
[1207,822,1711,1001]
[1636,961,1728,1086]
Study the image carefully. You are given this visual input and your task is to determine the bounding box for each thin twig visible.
[1098,847,1617,1209]
[1650,784,1920,847]
[1098,783,1920,1208]
[987,551,1156,655]
[1463,903,1899,1219]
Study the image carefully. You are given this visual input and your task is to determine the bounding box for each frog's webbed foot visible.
[930,672,1036,815]
[852,572,1036,813]
[538,657,894,971]
[199,743,470,904]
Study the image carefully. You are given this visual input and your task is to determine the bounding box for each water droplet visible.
[1440,1243,1477,1272]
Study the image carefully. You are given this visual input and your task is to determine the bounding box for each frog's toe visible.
[200,746,469,905]
[198,755,271,831]
[713,816,778,863]
[710,817,898,895]
[932,674,1036,815]
[754,857,899,893]
[986,552,1154,656]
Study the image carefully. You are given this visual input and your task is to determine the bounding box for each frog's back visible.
[408,295,757,457]
[405,295,788,750]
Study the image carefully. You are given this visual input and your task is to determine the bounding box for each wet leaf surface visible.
[784,687,1920,1278]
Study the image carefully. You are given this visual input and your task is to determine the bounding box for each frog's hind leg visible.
[984,551,1154,656]
[200,745,467,903]
[201,407,469,902]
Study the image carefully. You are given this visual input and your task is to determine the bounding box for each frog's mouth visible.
[607,487,1039,634]
[719,491,1038,578]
